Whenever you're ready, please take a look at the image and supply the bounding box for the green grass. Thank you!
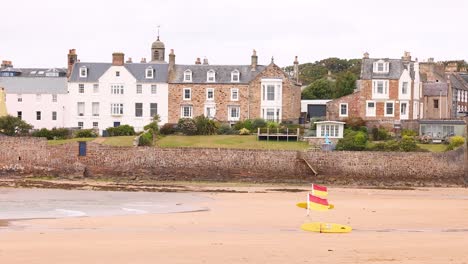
[417,143,447,152]
[47,137,95,146]
[101,136,135,147]
[156,135,309,150]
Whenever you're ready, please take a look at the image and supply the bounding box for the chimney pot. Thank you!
[112,52,125,66]
[363,52,369,59]
[195,58,201,65]
[203,58,209,65]
[126,57,133,63]
[141,58,147,63]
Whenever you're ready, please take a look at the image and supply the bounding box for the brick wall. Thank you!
[0,136,465,186]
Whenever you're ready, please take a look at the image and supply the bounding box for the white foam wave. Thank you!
[121,208,148,214]
[55,209,87,217]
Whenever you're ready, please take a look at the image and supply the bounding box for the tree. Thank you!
[144,114,161,144]
[301,78,335,99]
[335,71,357,98]
[0,115,33,136]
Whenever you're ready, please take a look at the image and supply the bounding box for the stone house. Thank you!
[448,72,468,117]
[422,82,450,119]
[167,50,301,124]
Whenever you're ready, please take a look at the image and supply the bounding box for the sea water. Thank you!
[0,188,210,220]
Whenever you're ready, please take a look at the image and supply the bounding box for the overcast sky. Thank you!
[2,0,468,68]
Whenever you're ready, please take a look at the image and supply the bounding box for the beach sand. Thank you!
[1,187,467,263]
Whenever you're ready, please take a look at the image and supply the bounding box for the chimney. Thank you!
[251,49,258,71]
[402,51,411,62]
[67,49,77,78]
[293,56,299,83]
[195,58,201,65]
[428,57,435,63]
[445,62,458,72]
[363,52,369,59]
[168,49,176,73]
[140,58,147,63]
[126,57,133,63]
[112,52,125,66]
[1,60,13,69]
[203,57,209,65]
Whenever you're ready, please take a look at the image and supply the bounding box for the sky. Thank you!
[2,0,468,68]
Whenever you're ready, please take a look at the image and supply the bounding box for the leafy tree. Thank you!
[335,71,357,97]
[301,78,335,99]
[0,115,32,136]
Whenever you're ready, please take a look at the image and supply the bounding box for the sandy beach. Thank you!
[1,186,467,264]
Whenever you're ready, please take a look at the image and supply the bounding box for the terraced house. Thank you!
[167,50,301,124]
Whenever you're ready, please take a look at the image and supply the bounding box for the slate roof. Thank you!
[169,65,267,84]
[68,62,169,83]
[360,58,413,80]
[422,82,448,96]
[0,67,66,77]
[0,77,68,94]
[449,73,468,91]
[419,119,466,125]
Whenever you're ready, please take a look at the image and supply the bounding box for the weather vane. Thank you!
[157,25,160,40]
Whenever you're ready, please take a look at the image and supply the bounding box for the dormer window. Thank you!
[373,60,389,73]
[231,70,240,82]
[79,66,88,78]
[145,67,154,79]
[207,69,215,82]
[184,70,192,82]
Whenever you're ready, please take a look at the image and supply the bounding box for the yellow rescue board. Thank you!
[301,222,352,233]
[296,202,334,210]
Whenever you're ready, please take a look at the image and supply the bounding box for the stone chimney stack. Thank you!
[428,57,435,63]
[402,51,411,62]
[293,56,299,83]
[67,49,77,78]
[251,49,258,71]
[112,52,125,66]
[363,52,369,59]
[141,58,147,63]
[203,58,209,65]
[168,49,176,73]
[126,57,133,63]
[1,60,13,69]
[445,62,458,72]
[195,58,201,65]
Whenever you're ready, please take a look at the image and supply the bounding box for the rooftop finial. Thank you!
[157,25,160,41]
[271,56,274,64]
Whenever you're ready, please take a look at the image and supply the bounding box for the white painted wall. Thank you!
[67,65,168,134]
[398,69,412,101]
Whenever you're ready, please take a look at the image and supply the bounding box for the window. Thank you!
[231,88,239,101]
[366,101,376,117]
[207,70,215,82]
[184,70,192,82]
[146,67,154,79]
[111,84,124,94]
[93,122,99,129]
[150,103,158,117]
[400,102,408,116]
[228,106,240,121]
[151,85,157,94]
[339,103,348,117]
[36,94,41,102]
[52,94,57,102]
[79,84,84,94]
[93,84,99,93]
[266,85,275,101]
[136,84,142,94]
[92,102,99,116]
[266,108,275,121]
[17,95,22,102]
[320,124,339,137]
[111,103,124,115]
[206,88,214,100]
[377,63,384,72]
[79,66,87,78]
[181,105,193,118]
[433,99,439,109]
[116,71,120,77]
[231,70,240,82]
[205,106,216,119]
[77,102,85,116]
[385,101,394,116]
[52,111,57,121]
[401,82,408,95]
[78,122,84,129]
[17,111,22,120]
[36,111,41,120]
[135,103,143,117]
[372,80,389,99]
[373,60,389,73]
[183,88,191,100]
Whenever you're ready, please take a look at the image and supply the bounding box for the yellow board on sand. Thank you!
[296,202,334,210]
[301,222,352,233]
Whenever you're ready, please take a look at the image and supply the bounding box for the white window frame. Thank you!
[181,105,193,118]
[400,101,408,119]
[77,102,85,116]
[52,94,57,103]
[78,84,85,94]
[339,103,348,117]
[231,88,239,101]
[93,83,99,93]
[207,69,216,82]
[150,103,158,117]
[228,106,240,121]
[52,111,57,121]
[145,67,154,79]
[183,88,191,100]
[184,70,192,82]
[373,60,389,73]
[135,102,143,117]
[366,101,376,117]
[92,122,99,129]
[111,103,124,116]
[401,82,408,95]
[115,71,120,77]
[206,88,214,101]
[111,84,124,95]
[78,122,84,129]
[92,102,99,116]
[205,105,216,119]
[79,66,87,78]
[151,85,157,94]
[36,111,41,120]
[231,70,240,82]
[136,84,142,94]
[372,80,389,99]
[384,101,395,117]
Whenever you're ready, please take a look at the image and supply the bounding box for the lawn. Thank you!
[156,135,309,150]
[101,136,135,147]
[47,137,95,146]
[417,143,447,152]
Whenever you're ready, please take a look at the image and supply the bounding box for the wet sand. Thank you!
[1,187,467,263]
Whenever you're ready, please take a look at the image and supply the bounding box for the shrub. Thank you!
[217,123,237,135]
[239,128,250,135]
[372,127,389,141]
[74,129,97,138]
[106,125,135,136]
[336,130,368,151]
[446,136,465,151]
[138,132,153,146]
[266,121,279,129]
[144,114,160,135]
[178,118,198,135]
[32,128,53,139]
[251,118,267,130]
[194,115,218,135]
[32,127,72,140]
[0,115,32,136]
[402,129,418,137]
[344,117,366,130]
[400,135,418,152]
[160,123,176,135]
